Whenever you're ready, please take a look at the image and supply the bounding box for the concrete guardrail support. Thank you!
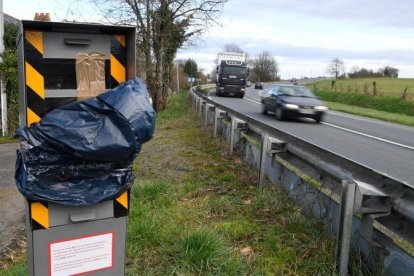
[229,117,247,155]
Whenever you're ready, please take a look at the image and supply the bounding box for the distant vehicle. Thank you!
[246,80,251,87]
[261,84,328,123]
[290,78,297,82]
[216,52,248,98]
[255,81,263,89]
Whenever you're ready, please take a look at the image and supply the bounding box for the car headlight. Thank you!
[284,103,299,109]
[314,106,328,111]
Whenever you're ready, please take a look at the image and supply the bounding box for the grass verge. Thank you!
[325,101,414,127]
[0,136,18,144]
[313,89,414,117]
[1,90,340,275]
[126,91,337,274]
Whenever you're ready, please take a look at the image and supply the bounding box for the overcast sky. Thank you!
[5,0,414,78]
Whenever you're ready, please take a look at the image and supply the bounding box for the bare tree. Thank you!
[94,0,228,111]
[252,51,279,82]
[326,57,345,79]
[223,42,244,53]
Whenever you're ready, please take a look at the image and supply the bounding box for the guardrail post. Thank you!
[229,117,247,155]
[204,104,213,128]
[336,180,391,276]
[214,109,227,137]
[194,95,198,111]
[196,97,200,113]
[192,92,197,109]
[258,134,286,186]
[336,180,356,276]
[199,100,205,116]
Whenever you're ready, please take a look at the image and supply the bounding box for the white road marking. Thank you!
[321,122,414,150]
[244,97,261,104]
[241,96,414,151]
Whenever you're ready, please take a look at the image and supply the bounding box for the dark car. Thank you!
[261,85,328,123]
[255,81,263,89]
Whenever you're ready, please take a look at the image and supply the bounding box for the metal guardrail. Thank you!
[190,86,414,275]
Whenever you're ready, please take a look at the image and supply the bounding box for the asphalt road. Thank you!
[0,143,25,254]
[207,83,414,188]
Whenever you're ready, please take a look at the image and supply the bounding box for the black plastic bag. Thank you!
[15,77,155,205]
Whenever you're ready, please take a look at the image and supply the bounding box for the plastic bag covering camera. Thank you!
[15,77,155,205]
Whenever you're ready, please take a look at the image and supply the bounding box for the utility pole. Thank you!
[0,0,7,136]
[176,60,180,92]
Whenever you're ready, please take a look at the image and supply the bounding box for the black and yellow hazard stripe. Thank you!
[30,201,49,230]
[114,190,129,218]
[24,31,44,126]
[24,32,127,126]
[110,35,127,88]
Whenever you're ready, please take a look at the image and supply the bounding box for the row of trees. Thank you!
[326,58,399,79]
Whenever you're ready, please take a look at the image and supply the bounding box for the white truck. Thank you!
[216,52,248,98]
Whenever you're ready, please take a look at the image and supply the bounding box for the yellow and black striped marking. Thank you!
[114,190,129,218]
[110,35,126,88]
[30,201,49,230]
[24,32,127,126]
[24,31,44,126]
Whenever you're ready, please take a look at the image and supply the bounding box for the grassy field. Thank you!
[1,91,373,275]
[304,78,414,124]
[308,78,414,100]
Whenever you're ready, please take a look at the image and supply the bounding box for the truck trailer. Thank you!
[216,52,248,98]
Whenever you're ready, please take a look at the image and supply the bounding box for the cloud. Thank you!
[184,36,414,63]
[230,0,414,29]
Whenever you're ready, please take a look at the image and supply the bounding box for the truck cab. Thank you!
[216,52,248,98]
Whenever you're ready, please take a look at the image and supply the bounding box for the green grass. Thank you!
[312,89,414,116]
[125,90,337,274]
[305,78,414,125]
[309,77,414,100]
[1,90,340,275]
[0,136,18,144]
[325,101,414,127]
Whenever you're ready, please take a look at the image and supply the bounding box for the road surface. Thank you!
[0,143,24,255]
[207,83,414,188]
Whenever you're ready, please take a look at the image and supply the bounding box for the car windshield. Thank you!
[277,86,315,97]
[222,66,246,75]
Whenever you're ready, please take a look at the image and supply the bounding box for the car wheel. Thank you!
[262,104,268,114]
[315,116,323,123]
[275,107,284,121]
